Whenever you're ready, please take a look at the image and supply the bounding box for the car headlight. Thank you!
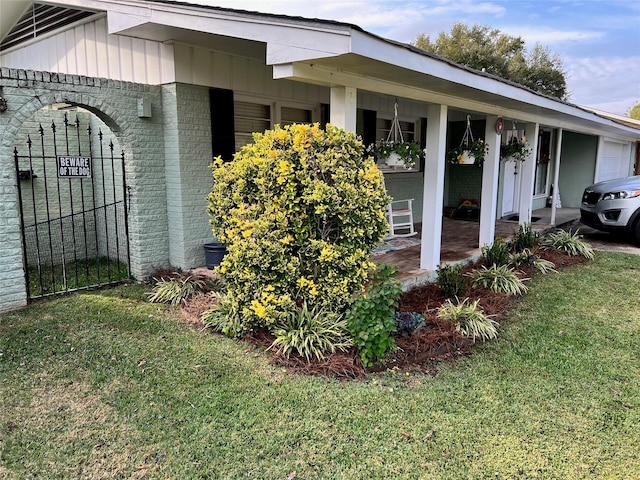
[601,190,640,200]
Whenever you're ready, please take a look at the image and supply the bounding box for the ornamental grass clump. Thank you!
[468,264,528,295]
[207,123,390,336]
[482,237,510,267]
[509,249,557,274]
[511,223,539,253]
[148,273,215,305]
[437,297,498,341]
[268,301,353,361]
[542,229,595,260]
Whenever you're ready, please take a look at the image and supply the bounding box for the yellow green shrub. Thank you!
[207,123,390,334]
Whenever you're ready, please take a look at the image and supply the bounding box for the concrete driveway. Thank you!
[565,220,640,255]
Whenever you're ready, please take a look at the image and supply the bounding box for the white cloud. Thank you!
[501,27,605,46]
[565,55,640,114]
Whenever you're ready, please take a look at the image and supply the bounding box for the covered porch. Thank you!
[373,207,580,288]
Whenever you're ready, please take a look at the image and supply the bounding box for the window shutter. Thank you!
[362,109,377,146]
[209,88,235,161]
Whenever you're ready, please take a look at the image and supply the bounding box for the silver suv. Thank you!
[580,175,640,243]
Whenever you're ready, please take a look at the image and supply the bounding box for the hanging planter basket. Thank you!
[500,123,531,162]
[384,152,405,166]
[459,151,476,164]
[448,115,488,166]
[367,101,421,170]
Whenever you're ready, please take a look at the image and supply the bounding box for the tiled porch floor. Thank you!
[373,208,580,287]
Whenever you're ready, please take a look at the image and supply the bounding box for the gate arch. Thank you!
[0,69,169,311]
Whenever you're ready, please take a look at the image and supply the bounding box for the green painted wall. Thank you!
[383,172,424,221]
[558,132,598,208]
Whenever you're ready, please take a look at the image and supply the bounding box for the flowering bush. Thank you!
[367,140,422,169]
[207,123,391,335]
[500,138,531,162]
[447,139,488,166]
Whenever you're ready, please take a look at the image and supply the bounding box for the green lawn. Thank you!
[1,252,639,479]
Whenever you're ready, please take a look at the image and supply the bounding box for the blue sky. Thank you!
[191,0,640,115]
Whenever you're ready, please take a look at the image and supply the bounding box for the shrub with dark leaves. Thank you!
[394,311,426,337]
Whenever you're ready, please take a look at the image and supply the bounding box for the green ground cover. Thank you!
[1,252,638,479]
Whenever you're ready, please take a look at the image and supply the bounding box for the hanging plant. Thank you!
[447,115,488,166]
[500,125,531,162]
[367,140,421,169]
[367,101,422,170]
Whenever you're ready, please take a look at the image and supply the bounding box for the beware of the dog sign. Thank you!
[57,156,92,178]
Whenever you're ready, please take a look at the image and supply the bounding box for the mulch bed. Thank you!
[179,248,588,379]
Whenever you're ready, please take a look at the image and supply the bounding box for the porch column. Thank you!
[479,115,502,247]
[550,128,564,225]
[330,86,357,133]
[518,122,540,225]
[420,103,448,271]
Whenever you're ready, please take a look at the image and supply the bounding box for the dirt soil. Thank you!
[180,249,588,379]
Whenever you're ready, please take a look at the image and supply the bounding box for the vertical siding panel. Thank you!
[65,29,77,73]
[55,33,67,72]
[144,40,160,84]
[95,18,110,79]
[211,51,232,90]
[248,58,265,94]
[192,47,210,86]
[264,63,277,97]
[41,38,53,71]
[84,21,98,77]
[174,44,193,84]
[131,38,146,83]
[119,37,134,82]
[159,42,175,84]
[231,56,247,93]
[106,28,121,79]
[75,24,88,76]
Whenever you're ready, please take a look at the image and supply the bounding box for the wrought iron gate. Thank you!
[14,112,130,299]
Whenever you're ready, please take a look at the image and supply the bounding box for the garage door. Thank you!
[596,139,631,182]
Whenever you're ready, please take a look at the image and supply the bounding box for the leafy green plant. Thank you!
[437,297,498,341]
[436,263,467,298]
[468,264,528,294]
[482,237,510,267]
[366,140,422,169]
[268,301,353,361]
[511,223,539,253]
[500,138,531,162]
[345,264,402,368]
[509,249,557,274]
[542,229,595,259]
[448,139,489,166]
[148,273,211,305]
[201,291,246,338]
[207,123,390,333]
[394,312,426,337]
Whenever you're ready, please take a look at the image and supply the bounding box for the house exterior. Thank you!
[1,0,639,312]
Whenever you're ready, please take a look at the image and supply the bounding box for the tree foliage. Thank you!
[628,103,640,120]
[413,23,568,100]
[207,123,390,334]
